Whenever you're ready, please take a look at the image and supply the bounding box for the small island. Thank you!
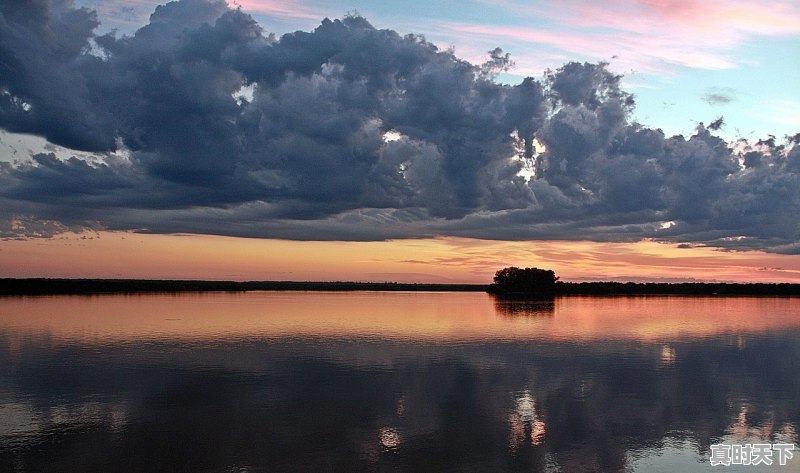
[487,267,559,298]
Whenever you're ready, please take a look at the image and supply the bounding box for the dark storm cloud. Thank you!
[0,0,798,253]
[0,0,116,150]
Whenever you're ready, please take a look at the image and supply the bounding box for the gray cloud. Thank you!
[0,0,798,253]
[702,88,736,106]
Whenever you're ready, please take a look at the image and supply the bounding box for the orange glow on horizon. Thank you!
[1,231,800,283]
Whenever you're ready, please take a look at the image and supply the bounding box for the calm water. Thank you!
[1,292,798,472]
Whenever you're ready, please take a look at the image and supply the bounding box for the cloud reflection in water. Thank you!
[0,292,798,472]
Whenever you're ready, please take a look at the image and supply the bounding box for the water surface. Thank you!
[1,292,798,472]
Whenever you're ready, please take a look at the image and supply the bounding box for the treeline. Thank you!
[2,278,800,296]
[489,267,800,297]
[0,279,487,296]
[556,281,800,296]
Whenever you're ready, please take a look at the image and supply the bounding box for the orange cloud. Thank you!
[2,232,800,283]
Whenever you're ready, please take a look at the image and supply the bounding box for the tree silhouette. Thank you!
[488,267,558,296]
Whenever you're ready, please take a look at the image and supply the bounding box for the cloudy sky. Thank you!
[1,0,799,282]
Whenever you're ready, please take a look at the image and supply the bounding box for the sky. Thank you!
[0,0,799,283]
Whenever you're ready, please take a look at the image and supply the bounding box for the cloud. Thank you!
[227,0,324,22]
[439,21,738,74]
[761,99,800,129]
[702,88,736,106]
[556,0,800,38]
[453,0,800,75]
[0,0,798,254]
[80,1,164,33]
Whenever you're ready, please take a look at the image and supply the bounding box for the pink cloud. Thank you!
[461,0,800,74]
[226,0,324,21]
[441,22,736,75]
[502,0,800,37]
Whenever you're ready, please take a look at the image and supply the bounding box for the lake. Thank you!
[1,292,798,472]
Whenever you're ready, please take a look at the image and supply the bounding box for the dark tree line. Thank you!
[556,281,800,296]
[0,279,485,295]
[487,267,800,297]
[1,275,799,296]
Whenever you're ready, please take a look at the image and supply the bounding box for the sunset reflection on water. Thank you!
[1,292,798,343]
[1,292,798,472]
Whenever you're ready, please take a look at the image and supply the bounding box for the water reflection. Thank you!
[494,298,555,317]
[379,427,402,451]
[660,344,676,365]
[509,391,546,450]
[0,293,798,472]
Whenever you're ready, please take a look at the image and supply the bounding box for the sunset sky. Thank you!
[1,0,799,283]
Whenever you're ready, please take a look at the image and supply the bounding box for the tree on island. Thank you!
[487,267,559,296]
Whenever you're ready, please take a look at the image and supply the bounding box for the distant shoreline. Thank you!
[2,278,800,296]
[0,279,486,295]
